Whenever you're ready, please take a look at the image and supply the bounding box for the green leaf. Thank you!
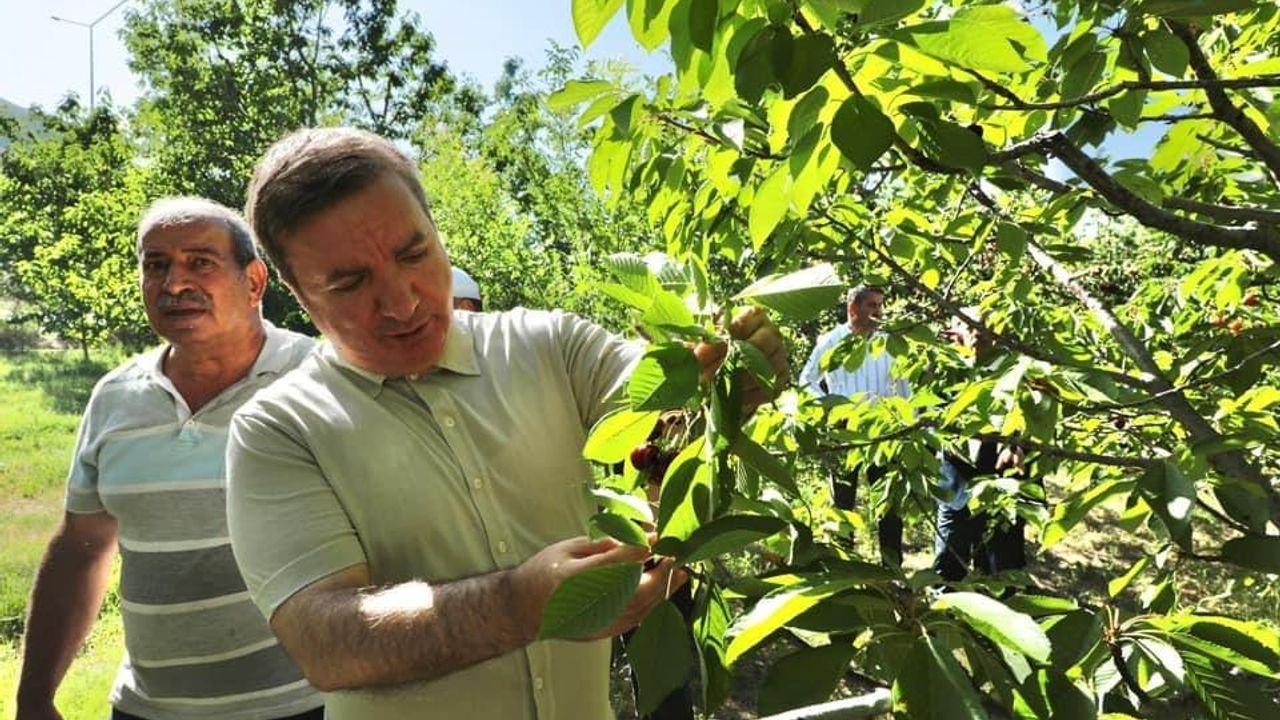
[1183,651,1280,720]
[1108,89,1147,128]
[893,633,991,719]
[782,33,836,99]
[538,562,641,639]
[859,0,926,27]
[679,514,789,563]
[584,409,661,463]
[730,434,799,497]
[733,263,846,321]
[629,344,700,411]
[916,118,987,172]
[830,94,894,172]
[590,512,651,547]
[1044,479,1134,548]
[687,0,718,52]
[627,599,695,715]
[573,0,627,48]
[726,578,861,663]
[734,24,782,104]
[748,162,793,249]
[905,78,978,104]
[590,487,654,524]
[1108,556,1149,598]
[932,592,1051,663]
[627,0,675,51]
[757,642,857,716]
[1062,50,1106,101]
[548,80,616,111]
[657,438,711,539]
[642,289,698,332]
[995,221,1027,263]
[1045,610,1104,670]
[605,252,662,295]
[1221,535,1280,574]
[1137,0,1260,18]
[899,5,1047,74]
[942,379,994,427]
[1002,594,1079,617]
[1138,461,1195,550]
[1142,28,1189,77]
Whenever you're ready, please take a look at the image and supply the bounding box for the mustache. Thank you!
[157,290,211,310]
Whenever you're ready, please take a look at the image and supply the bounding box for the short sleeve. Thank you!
[550,311,644,429]
[64,391,105,514]
[226,408,368,619]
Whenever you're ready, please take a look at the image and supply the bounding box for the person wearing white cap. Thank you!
[451,267,483,312]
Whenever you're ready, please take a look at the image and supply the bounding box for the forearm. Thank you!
[17,527,115,708]
[276,567,535,691]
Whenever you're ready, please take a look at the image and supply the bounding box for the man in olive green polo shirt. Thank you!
[225,127,788,719]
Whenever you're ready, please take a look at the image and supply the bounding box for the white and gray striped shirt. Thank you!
[799,324,911,401]
[65,324,320,720]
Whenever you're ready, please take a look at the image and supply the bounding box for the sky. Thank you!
[0,0,673,111]
[0,0,1157,160]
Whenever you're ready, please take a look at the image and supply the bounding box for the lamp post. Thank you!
[51,0,131,113]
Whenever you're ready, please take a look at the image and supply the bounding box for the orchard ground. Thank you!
[0,347,1273,719]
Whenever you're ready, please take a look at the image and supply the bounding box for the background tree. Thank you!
[0,101,149,358]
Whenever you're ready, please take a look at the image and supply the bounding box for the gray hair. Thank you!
[847,285,884,305]
[136,197,258,268]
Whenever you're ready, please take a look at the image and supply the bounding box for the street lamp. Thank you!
[51,0,131,113]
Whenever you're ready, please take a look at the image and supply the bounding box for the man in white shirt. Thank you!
[799,286,910,566]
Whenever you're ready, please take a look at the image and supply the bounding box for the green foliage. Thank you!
[553,0,1280,715]
[0,103,151,356]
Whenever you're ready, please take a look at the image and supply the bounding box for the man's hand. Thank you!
[512,536,689,642]
[693,306,789,409]
[996,445,1025,473]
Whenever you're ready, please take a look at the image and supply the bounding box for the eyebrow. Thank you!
[323,232,428,285]
[142,246,222,259]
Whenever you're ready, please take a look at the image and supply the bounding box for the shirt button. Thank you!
[472,477,484,489]
[533,677,544,691]
[497,540,509,553]
[442,416,456,428]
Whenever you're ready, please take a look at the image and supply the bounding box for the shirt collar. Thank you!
[148,320,289,378]
[323,316,481,392]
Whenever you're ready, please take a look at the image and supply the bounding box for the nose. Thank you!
[376,271,420,323]
[161,263,194,293]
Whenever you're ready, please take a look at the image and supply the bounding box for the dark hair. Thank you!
[136,197,257,268]
[245,127,434,284]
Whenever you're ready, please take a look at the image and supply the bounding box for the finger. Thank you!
[728,306,768,340]
[562,535,622,558]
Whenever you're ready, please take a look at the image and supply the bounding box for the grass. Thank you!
[0,349,125,720]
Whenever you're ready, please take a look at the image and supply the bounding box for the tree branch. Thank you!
[1161,196,1280,226]
[1020,229,1279,524]
[652,112,784,161]
[1042,132,1280,262]
[964,67,1280,112]
[1168,22,1280,186]
[971,433,1155,469]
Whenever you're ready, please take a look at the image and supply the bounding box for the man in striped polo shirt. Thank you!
[16,198,320,720]
[799,285,911,566]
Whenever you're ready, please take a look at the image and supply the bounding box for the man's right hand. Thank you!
[512,536,685,642]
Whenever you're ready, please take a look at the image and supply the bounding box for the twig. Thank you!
[963,67,1280,111]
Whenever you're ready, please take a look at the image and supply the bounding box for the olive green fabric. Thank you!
[227,309,641,719]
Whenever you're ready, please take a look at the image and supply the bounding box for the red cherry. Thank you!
[631,444,658,471]
[1243,292,1260,307]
